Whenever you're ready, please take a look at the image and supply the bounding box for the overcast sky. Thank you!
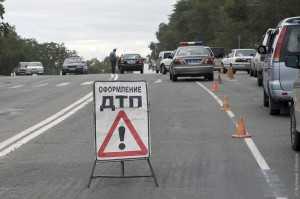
[3,0,177,60]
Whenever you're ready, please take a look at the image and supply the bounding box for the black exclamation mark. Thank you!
[118,126,126,150]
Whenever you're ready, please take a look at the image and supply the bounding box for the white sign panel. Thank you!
[94,81,150,161]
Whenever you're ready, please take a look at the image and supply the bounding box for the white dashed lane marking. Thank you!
[10,85,24,89]
[34,83,49,88]
[81,81,94,86]
[56,82,70,87]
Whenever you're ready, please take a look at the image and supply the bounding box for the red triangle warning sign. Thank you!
[98,111,148,158]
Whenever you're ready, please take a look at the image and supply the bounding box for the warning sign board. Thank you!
[93,81,150,161]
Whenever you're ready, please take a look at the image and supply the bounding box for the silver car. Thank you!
[15,62,44,75]
[258,17,300,115]
[169,42,214,81]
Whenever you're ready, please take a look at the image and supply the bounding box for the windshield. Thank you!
[123,54,141,59]
[176,46,210,56]
[235,50,256,57]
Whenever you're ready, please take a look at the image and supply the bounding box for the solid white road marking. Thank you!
[114,74,118,81]
[10,85,24,89]
[154,79,162,84]
[0,92,93,153]
[56,82,70,87]
[81,81,93,86]
[34,83,48,88]
[0,75,119,157]
[0,98,93,157]
[196,82,223,106]
[196,81,288,198]
[244,138,271,170]
[227,110,235,118]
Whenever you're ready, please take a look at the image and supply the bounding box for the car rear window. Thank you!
[123,54,140,59]
[163,53,172,59]
[176,46,209,56]
[235,50,256,57]
[286,26,300,53]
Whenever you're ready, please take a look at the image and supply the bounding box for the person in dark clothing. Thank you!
[109,49,117,74]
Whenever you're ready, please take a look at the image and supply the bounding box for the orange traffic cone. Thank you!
[232,117,251,138]
[227,66,234,80]
[211,81,219,92]
[222,96,230,111]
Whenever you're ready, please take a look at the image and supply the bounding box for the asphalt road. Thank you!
[0,68,298,199]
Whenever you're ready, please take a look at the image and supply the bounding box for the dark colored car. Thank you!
[169,42,215,81]
[118,54,144,74]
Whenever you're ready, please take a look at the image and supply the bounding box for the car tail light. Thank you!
[273,26,287,62]
[174,59,186,65]
[203,57,214,65]
[137,59,144,64]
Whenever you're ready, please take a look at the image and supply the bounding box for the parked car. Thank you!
[15,62,44,75]
[258,17,300,115]
[156,51,174,74]
[62,56,88,75]
[118,54,144,74]
[251,28,275,86]
[221,49,256,73]
[280,17,300,150]
[169,41,215,81]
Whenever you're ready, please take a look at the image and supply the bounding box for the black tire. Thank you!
[140,70,144,74]
[160,65,167,75]
[156,70,159,74]
[62,71,66,76]
[290,103,300,151]
[269,97,280,115]
[171,73,178,82]
[120,69,124,74]
[257,78,263,87]
[250,70,253,76]
[254,70,258,77]
[263,90,269,107]
[247,70,250,74]
[169,73,172,80]
[207,73,214,81]
[222,67,227,74]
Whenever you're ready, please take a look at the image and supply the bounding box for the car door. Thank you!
[263,30,277,94]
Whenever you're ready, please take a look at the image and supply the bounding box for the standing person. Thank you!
[109,49,117,74]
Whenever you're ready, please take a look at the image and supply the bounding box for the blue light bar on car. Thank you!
[179,41,203,46]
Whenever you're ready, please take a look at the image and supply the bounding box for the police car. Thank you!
[169,41,215,81]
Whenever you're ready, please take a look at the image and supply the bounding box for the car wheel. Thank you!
[257,78,263,87]
[250,70,253,76]
[169,73,172,80]
[140,70,144,74]
[269,97,280,115]
[62,71,66,76]
[290,103,300,151]
[208,73,214,81]
[156,70,159,74]
[120,69,124,74]
[263,90,269,107]
[171,73,177,82]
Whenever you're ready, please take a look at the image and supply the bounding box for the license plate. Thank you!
[188,60,201,65]
[127,60,135,64]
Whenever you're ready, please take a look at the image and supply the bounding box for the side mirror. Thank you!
[285,56,300,69]
[257,45,267,55]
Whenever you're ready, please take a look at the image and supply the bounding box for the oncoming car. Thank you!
[62,56,88,75]
[15,62,44,75]
[169,42,215,81]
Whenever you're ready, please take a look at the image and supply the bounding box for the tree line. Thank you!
[150,0,300,58]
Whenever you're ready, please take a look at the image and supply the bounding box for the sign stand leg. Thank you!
[87,160,97,188]
[121,161,125,177]
[147,159,159,187]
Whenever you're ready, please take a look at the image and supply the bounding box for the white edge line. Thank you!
[0,98,93,157]
[227,110,235,118]
[196,82,223,106]
[114,74,118,81]
[0,92,92,151]
[196,81,271,171]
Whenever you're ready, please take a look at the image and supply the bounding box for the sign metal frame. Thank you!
[88,80,158,188]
